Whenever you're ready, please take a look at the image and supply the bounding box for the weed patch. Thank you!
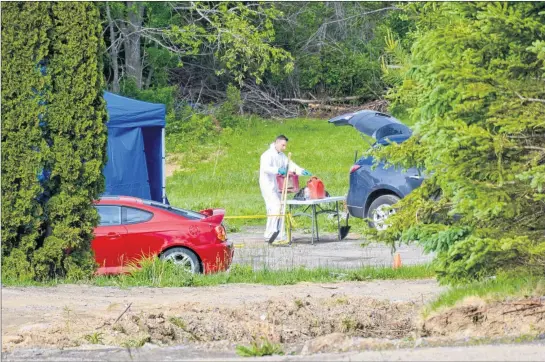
[236,337,284,357]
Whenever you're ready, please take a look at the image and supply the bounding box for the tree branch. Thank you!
[515,92,545,104]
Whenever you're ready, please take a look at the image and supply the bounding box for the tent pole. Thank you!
[162,127,166,204]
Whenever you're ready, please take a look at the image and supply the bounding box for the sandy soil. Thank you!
[422,296,545,339]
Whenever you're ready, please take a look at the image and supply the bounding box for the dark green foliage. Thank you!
[370,2,545,284]
[1,2,107,281]
[1,2,52,281]
[272,2,390,99]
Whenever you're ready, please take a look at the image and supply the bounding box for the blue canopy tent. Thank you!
[103,92,167,203]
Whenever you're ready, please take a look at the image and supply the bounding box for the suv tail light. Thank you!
[350,165,361,174]
[215,225,226,242]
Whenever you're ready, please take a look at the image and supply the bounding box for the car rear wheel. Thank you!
[367,194,401,231]
[160,248,201,274]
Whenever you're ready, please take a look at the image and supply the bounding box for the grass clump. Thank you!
[424,271,545,317]
[93,257,195,288]
[169,316,187,330]
[236,337,284,357]
[84,332,104,344]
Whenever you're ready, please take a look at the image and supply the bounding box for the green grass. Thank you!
[166,117,372,231]
[424,272,545,317]
[2,258,435,288]
[87,258,434,288]
[236,337,284,357]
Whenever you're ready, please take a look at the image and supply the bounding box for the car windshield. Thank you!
[143,200,205,220]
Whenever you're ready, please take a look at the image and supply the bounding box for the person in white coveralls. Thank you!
[259,135,312,243]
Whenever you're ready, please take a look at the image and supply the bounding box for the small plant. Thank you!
[63,306,74,332]
[340,317,357,332]
[84,332,104,344]
[235,337,284,357]
[121,335,151,348]
[293,298,304,309]
[169,316,186,330]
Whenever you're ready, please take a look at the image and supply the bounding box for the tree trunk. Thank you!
[144,67,153,89]
[123,1,144,89]
[106,3,120,93]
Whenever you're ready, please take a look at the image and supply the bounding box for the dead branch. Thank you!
[502,304,542,315]
[282,95,364,104]
[114,302,133,324]
[515,92,545,104]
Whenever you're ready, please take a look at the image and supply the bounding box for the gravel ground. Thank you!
[230,227,433,270]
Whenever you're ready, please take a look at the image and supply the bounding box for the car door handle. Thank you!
[107,232,121,238]
[408,175,423,180]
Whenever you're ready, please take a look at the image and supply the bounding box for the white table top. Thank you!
[286,196,346,205]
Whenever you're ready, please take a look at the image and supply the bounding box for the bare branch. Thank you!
[515,92,545,104]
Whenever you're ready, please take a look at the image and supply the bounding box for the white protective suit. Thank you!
[259,143,304,241]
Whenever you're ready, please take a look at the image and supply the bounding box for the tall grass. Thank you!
[166,117,371,231]
[90,258,435,288]
[1,257,434,288]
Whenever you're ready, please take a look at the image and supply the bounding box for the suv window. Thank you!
[123,207,153,224]
[96,205,121,226]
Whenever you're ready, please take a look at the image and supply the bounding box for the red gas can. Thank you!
[307,177,326,199]
[276,172,299,193]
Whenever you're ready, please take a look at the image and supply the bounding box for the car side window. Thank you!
[96,206,121,226]
[122,207,153,224]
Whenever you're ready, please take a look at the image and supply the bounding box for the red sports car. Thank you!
[92,196,233,275]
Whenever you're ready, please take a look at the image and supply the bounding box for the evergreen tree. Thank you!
[371,2,545,283]
[1,2,52,281]
[1,2,107,281]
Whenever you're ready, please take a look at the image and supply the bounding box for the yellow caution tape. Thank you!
[224,214,284,220]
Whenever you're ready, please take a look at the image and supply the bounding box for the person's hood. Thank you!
[328,110,412,140]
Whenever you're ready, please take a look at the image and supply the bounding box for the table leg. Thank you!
[314,204,319,243]
[311,204,316,245]
[336,201,341,241]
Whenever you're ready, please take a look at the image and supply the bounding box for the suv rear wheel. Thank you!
[367,194,401,230]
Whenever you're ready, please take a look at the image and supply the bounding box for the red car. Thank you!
[92,196,233,275]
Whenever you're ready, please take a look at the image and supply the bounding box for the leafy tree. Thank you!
[272,2,396,99]
[370,2,545,284]
[102,1,293,92]
[1,2,107,281]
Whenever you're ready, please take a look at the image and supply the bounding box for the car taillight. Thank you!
[350,165,361,174]
[215,225,226,242]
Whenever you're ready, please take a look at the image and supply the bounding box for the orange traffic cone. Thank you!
[393,253,402,269]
